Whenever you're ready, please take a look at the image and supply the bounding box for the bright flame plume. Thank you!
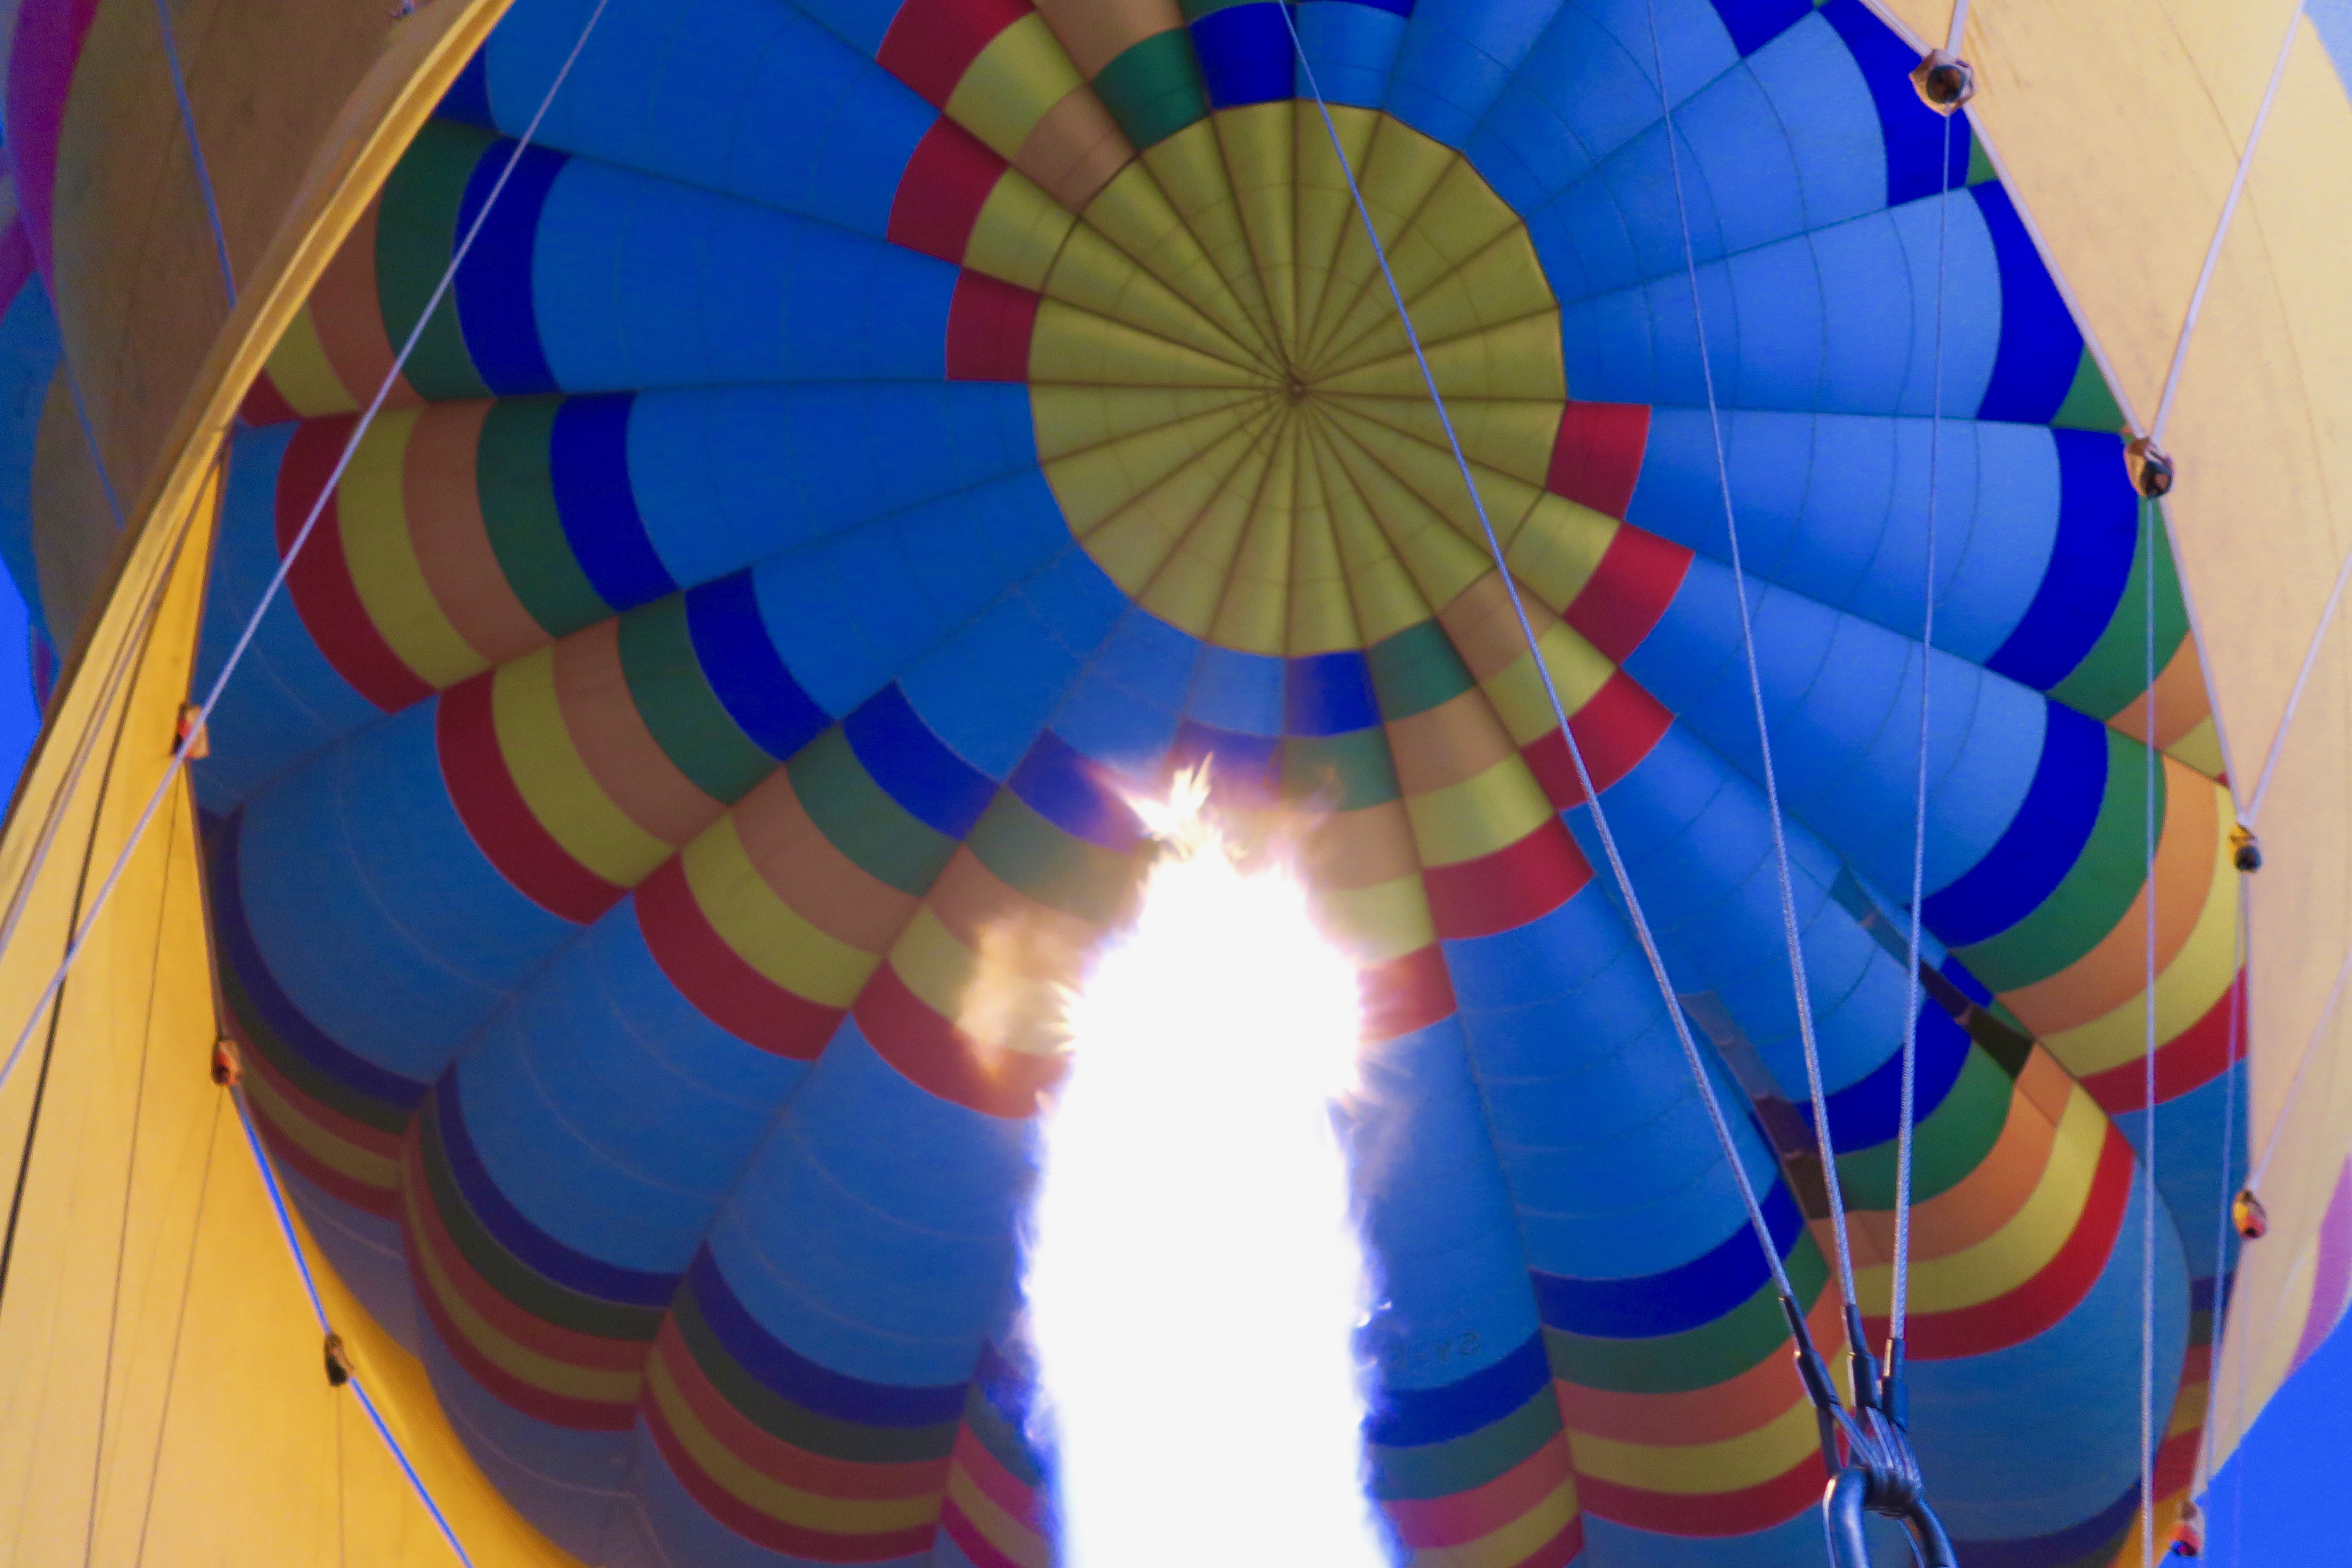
[1022,769,1391,1568]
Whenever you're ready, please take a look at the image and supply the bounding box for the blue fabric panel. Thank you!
[900,546,1126,780]
[750,468,1067,719]
[530,154,955,395]
[437,52,495,129]
[415,1329,634,1561]
[484,0,916,188]
[1625,410,2059,665]
[0,279,59,633]
[450,907,804,1275]
[1293,1,1410,107]
[1009,728,1142,851]
[1050,610,1199,770]
[1818,0,1969,206]
[842,683,998,838]
[194,422,384,814]
[684,572,829,762]
[454,138,567,395]
[238,702,576,1081]
[1354,1019,1542,1400]
[705,1020,1030,1386]
[1384,0,1565,150]
[1584,1513,1836,1568]
[1971,182,2084,423]
[625,1425,934,1568]
[2118,1060,2245,1284]
[551,393,675,610]
[1170,718,1279,785]
[1800,1003,1972,1152]
[1368,1332,1550,1447]
[685,1251,972,1425]
[432,1072,678,1306]
[1191,4,1293,107]
[1528,1180,1802,1338]
[1984,430,2138,691]
[1709,0,1809,56]
[1941,953,1995,1005]
[626,383,1034,594]
[1908,1173,2187,1541]
[210,812,427,1110]
[1919,701,2107,946]
[1285,648,1381,736]
[1951,1485,2143,1568]
[1187,641,1286,735]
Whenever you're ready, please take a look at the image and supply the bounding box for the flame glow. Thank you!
[1022,772,1390,1568]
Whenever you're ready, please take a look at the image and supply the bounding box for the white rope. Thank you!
[1275,5,1802,1303]
[148,0,236,304]
[0,0,614,1099]
[1640,0,1863,1318]
[1893,105,1957,1345]
[2138,495,2160,1568]
[2150,0,2306,447]
[1943,0,1970,54]
[2192,894,2245,1500]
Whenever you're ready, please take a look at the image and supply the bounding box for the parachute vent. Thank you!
[1911,51,1976,112]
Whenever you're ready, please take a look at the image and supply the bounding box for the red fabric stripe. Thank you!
[946,271,1039,382]
[1546,401,1651,520]
[1522,672,1672,810]
[655,1326,952,1502]
[950,1426,1040,1528]
[1574,1450,1824,1536]
[1871,1122,2137,1360]
[635,858,844,1059]
[244,1058,402,1217]
[853,962,1065,1119]
[938,1500,1025,1568]
[644,1395,940,1562]
[1385,1432,1571,1548]
[277,415,433,711]
[2153,1423,2201,1498]
[888,119,1007,263]
[235,1017,407,1168]
[1516,1511,1586,1568]
[1421,820,1593,941]
[401,1132,653,1378]
[1361,943,1455,1042]
[1564,524,1689,663]
[436,673,624,923]
[240,368,303,427]
[876,0,1031,107]
[2079,969,2246,1115]
[408,1231,640,1431]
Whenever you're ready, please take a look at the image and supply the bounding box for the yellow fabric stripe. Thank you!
[1853,1084,2109,1313]
[1304,113,1456,364]
[1404,754,1555,868]
[1567,1396,1816,1495]
[1322,393,1564,491]
[946,13,1083,161]
[404,1184,642,1405]
[1403,1480,1577,1568]
[890,903,1060,1052]
[2042,813,2239,1078]
[1318,873,1436,964]
[680,820,879,1007]
[1030,296,1262,388]
[1139,120,1281,349]
[1214,101,1302,346]
[242,1066,398,1192]
[1044,218,1258,368]
[493,649,670,888]
[1319,416,1489,616]
[1318,400,1544,585]
[1318,425,1437,644]
[944,1463,1050,1568]
[338,407,488,690]
[1140,419,1279,636]
[1287,415,1360,654]
[966,170,1077,291]
[1079,157,1270,364]
[1317,152,1531,366]
[1076,416,1272,600]
[1031,384,1262,467]
[1208,418,1299,654]
[260,303,358,416]
[643,1354,943,1533]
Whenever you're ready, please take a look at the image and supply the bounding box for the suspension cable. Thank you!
[0,0,615,1099]
[1274,5,1801,1307]
[2190,896,2245,1507]
[148,0,236,305]
[2138,497,2161,1568]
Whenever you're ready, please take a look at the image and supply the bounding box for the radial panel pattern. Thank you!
[197,0,2240,1564]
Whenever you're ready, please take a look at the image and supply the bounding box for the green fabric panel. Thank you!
[1368,619,1476,721]
[2050,349,2127,432]
[1956,728,2162,992]
[617,597,776,802]
[416,1104,665,1342]
[375,120,493,402]
[226,967,411,1134]
[670,1287,961,1463]
[1282,728,1401,809]
[1366,1385,1562,1501]
[965,791,1139,924]
[478,397,610,636]
[1178,0,1254,17]
[1966,133,1997,186]
[2047,510,2191,718]
[960,1384,1044,1489]
[1837,1045,2012,1208]
[1544,1240,1830,1395]
[788,729,960,897]
[1094,31,1207,149]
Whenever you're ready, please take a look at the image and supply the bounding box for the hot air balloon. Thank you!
[0,0,2346,1566]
